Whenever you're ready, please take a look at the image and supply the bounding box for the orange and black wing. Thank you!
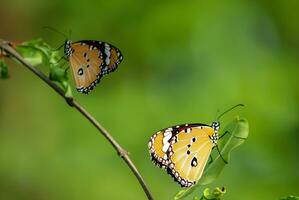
[68,40,123,94]
[148,123,208,169]
[148,127,175,168]
[167,125,215,187]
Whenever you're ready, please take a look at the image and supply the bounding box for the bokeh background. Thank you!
[0,0,298,199]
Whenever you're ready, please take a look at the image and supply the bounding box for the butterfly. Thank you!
[64,40,123,94]
[148,104,244,187]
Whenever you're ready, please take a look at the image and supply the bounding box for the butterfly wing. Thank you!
[148,123,208,168]
[167,125,215,187]
[100,42,123,75]
[148,127,176,168]
[68,40,123,94]
[69,42,103,93]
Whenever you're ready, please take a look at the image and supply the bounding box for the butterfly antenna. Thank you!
[42,26,68,40]
[216,104,245,121]
[214,108,220,121]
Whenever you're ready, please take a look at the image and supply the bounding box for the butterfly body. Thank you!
[148,122,220,187]
[64,40,123,94]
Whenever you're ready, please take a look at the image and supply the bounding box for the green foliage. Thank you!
[181,187,226,200]
[15,39,72,96]
[0,60,9,79]
[174,118,249,200]
[200,187,226,200]
[280,196,299,200]
[15,39,57,66]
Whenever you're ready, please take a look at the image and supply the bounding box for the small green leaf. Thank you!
[62,80,73,97]
[49,66,73,96]
[174,118,249,200]
[15,39,72,96]
[16,45,44,66]
[16,38,61,66]
[49,66,67,82]
[280,196,299,200]
[201,187,226,200]
[0,60,9,79]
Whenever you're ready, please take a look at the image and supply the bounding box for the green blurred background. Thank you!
[0,0,298,199]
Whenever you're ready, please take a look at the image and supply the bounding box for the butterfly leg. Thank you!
[52,56,67,66]
[219,131,229,139]
[220,130,246,140]
[59,61,70,74]
[52,43,65,51]
[216,145,228,164]
[208,154,214,164]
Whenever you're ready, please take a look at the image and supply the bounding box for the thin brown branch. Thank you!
[0,39,153,200]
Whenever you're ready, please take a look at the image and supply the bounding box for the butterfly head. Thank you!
[64,40,72,59]
[209,121,220,146]
[211,121,220,131]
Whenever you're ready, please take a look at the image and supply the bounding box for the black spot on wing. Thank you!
[77,68,83,75]
[191,157,198,167]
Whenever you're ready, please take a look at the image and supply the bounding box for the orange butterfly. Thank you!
[64,40,123,94]
[148,104,244,187]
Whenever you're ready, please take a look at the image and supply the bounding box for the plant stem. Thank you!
[0,39,153,200]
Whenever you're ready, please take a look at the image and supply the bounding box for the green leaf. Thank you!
[0,60,9,79]
[15,39,72,96]
[62,80,73,97]
[199,117,249,184]
[201,187,226,200]
[17,38,62,67]
[16,46,44,66]
[174,117,249,200]
[15,38,61,66]
[49,66,68,82]
[280,196,299,200]
[49,66,72,97]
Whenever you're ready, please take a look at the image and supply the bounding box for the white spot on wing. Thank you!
[104,43,111,65]
[164,128,172,136]
[184,128,191,133]
[162,132,172,152]
[162,143,170,153]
